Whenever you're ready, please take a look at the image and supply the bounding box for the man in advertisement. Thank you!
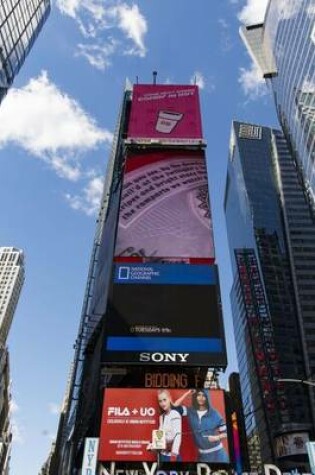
[98,388,229,464]
[173,389,229,463]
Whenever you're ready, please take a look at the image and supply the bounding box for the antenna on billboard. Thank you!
[153,71,157,85]
[194,75,197,85]
[136,75,139,84]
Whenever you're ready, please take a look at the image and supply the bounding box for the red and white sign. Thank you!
[98,388,229,463]
[128,85,203,140]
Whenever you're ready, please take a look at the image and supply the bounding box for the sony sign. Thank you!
[139,353,189,363]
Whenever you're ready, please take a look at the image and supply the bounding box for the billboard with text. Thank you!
[128,85,202,141]
[98,388,229,463]
[114,150,214,263]
[102,263,226,367]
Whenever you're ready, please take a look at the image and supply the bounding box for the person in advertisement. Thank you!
[174,389,228,463]
[147,390,182,462]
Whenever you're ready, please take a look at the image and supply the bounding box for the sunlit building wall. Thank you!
[0,247,24,345]
[240,0,315,204]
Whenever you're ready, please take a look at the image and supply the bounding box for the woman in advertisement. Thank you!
[147,389,182,462]
[174,389,229,463]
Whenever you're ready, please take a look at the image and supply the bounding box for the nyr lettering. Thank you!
[140,353,189,363]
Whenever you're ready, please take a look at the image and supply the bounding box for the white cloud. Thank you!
[77,40,118,70]
[48,402,60,415]
[190,72,216,94]
[238,0,269,25]
[190,71,205,90]
[218,18,233,52]
[56,0,148,67]
[11,419,24,444]
[238,0,302,25]
[10,399,20,414]
[55,0,82,18]
[114,4,147,57]
[238,63,268,100]
[66,175,104,215]
[0,71,112,181]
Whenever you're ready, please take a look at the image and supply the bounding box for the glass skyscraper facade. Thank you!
[225,121,314,471]
[240,0,315,205]
[0,0,50,103]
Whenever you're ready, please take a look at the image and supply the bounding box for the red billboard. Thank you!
[114,150,214,263]
[128,85,202,141]
[98,388,230,463]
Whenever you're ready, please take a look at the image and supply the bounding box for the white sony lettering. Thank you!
[139,353,190,362]
[164,354,177,362]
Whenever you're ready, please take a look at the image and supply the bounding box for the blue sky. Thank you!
[0,0,281,473]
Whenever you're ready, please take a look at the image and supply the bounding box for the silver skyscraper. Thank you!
[240,0,315,203]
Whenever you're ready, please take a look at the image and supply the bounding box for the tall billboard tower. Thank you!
[55,83,230,473]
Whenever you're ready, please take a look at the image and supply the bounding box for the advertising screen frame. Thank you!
[128,84,203,141]
[114,149,215,264]
[102,263,227,368]
[98,388,230,464]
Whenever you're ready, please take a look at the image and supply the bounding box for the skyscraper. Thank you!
[0,347,11,474]
[0,247,24,473]
[240,0,315,203]
[53,83,229,473]
[224,121,314,471]
[0,0,50,103]
[0,247,24,345]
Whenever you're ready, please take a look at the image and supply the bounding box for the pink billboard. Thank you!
[128,85,203,140]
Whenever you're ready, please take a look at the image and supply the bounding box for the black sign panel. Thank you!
[102,263,227,367]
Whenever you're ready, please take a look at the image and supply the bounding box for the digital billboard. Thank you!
[98,388,230,463]
[275,432,309,458]
[235,249,286,413]
[128,85,202,141]
[102,263,227,367]
[114,150,214,263]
